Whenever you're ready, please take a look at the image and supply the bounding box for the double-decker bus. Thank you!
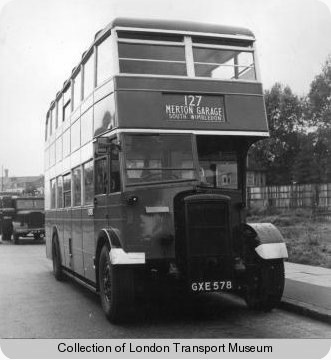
[44,18,288,322]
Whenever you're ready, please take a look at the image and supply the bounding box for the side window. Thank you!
[63,173,71,207]
[110,143,120,193]
[55,102,59,129]
[73,166,81,206]
[83,160,93,204]
[73,70,82,110]
[97,35,113,85]
[58,95,63,123]
[50,179,56,209]
[45,117,49,141]
[83,53,95,99]
[63,84,71,121]
[49,108,53,136]
[95,158,108,195]
[57,176,63,208]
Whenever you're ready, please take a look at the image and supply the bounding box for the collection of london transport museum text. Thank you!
[44,18,288,322]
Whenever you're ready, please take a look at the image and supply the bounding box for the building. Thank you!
[0,170,44,195]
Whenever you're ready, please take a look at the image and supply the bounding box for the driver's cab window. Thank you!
[110,143,120,192]
[197,135,239,189]
[95,158,108,195]
[94,139,121,194]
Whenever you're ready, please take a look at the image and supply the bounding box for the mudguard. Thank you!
[99,227,145,265]
[246,223,288,260]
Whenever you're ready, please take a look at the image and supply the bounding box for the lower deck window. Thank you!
[63,173,71,207]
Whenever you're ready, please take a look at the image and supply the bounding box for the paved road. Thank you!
[1,240,330,339]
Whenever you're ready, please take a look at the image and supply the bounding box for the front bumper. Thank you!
[15,228,45,236]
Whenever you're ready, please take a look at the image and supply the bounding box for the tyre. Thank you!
[52,236,64,281]
[2,221,12,241]
[1,230,9,241]
[13,232,19,244]
[245,259,285,311]
[34,234,40,240]
[98,245,134,323]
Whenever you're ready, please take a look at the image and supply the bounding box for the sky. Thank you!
[0,0,331,176]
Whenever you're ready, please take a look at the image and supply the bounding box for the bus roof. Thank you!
[98,17,255,41]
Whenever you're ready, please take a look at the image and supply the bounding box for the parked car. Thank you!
[0,195,15,240]
[0,196,45,244]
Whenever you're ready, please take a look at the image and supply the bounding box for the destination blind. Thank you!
[163,94,226,122]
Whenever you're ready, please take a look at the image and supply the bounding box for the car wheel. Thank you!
[13,232,19,244]
[2,221,12,241]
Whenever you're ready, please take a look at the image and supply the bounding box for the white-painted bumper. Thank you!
[110,248,146,265]
[255,242,288,260]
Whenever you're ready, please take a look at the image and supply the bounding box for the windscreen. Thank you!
[124,134,196,185]
[16,199,44,210]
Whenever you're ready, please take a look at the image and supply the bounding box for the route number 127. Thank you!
[184,95,202,107]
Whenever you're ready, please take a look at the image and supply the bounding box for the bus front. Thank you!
[98,18,288,319]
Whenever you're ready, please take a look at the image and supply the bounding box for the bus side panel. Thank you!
[63,208,72,268]
[71,207,84,276]
[45,211,52,260]
[45,174,52,259]
[108,193,126,247]
[57,209,65,268]
[82,207,95,282]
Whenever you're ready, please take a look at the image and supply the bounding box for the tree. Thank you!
[291,134,320,184]
[307,55,331,128]
[248,83,304,185]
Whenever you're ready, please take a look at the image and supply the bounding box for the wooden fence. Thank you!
[247,183,331,216]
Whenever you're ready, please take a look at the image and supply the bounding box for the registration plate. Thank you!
[191,280,233,292]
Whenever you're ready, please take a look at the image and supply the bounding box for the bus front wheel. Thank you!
[98,245,134,323]
[244,259,285,312]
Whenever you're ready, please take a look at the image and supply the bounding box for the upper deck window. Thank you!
[117,30,256,81]
[45,116,49,141]
[118,32,186,76]
[192,37,255,80]
[193,47,255,80]
[97,35,114,85]
[83,53,95,98]
[73,70,82,110]
[57,95,63,123]
[63,84,71,121]
[49,107,54,136]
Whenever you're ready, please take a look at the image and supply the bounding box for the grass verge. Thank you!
[247,208,331,268]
